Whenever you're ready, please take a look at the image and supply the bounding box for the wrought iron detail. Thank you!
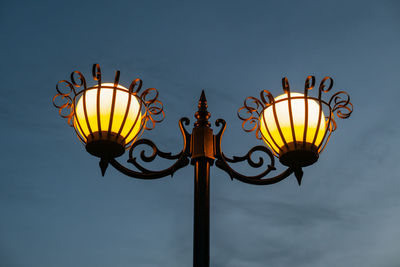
[53,69,352,186]
[109,117,191,179]
[214,119,297,185]
[104,91,300,185]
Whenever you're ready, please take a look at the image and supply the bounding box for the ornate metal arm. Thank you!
[107,92,301,185]
[214,119,298,185]
[108,117,191,179]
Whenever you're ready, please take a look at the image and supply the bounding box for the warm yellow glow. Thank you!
[74,83,142,144]
[259,92,326,153]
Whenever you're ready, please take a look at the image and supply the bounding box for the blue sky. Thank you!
[1,0,400,266]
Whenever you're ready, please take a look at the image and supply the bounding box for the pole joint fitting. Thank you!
[191,90,215,164]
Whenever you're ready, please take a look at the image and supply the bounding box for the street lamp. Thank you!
[53,64,353,267]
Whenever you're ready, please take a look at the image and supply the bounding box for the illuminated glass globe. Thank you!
[259,92,326,167]
[74,83,143,159]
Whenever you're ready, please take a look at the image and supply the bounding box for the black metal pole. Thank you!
[191,91,214,267]
[193,160,210,267]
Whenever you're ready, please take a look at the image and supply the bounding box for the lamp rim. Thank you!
[86,131,126,159]
[278,142,319,167]
[260,93,332,113]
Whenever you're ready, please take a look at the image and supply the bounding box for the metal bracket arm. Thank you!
[214,118,296,185]
[107,118,191,179]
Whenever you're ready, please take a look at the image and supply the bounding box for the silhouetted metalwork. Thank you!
[214,118,295,185]
[53,65,353,267]
[109,117,191,179]
[107,91,296,186]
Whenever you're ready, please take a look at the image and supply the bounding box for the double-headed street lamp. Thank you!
[53,64,353,267]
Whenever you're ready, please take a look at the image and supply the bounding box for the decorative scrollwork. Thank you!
[127,78,141,93]
[140,88,165,130]
[53,80,76,126]
[92,64,102,82]
[223,145,274,169]
[71,71,88,89]
[214,119,295,185]
[319,76,334,94]
[109,118,191,179]
[128,138,181,164]
[329,91,353,119]
[304,75,315,96]
[282,77,290,93]
[260,90,275,106]
[237,97,264,139]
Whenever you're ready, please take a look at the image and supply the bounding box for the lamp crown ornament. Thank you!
[194,90,211,128]
[191,90,214,163]
[52,64,165,163]
[238,75,353,172]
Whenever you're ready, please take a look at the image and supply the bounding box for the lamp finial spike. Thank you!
[200,90,207,102]
[194,90,211,127]
[99,158,109,177]
[294,167,303,186]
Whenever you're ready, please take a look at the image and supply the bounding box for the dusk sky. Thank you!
[1,0,400,266]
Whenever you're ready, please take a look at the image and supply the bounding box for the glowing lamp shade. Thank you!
[259,92,326,167]
[74,83,142,158]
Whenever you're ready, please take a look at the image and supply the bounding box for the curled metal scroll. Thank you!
[140,87,165,130]
[329,91,353,119]
[109,118,191,179]
[53,80,79,126]
[214,119,294,185]
[237,97,264,140]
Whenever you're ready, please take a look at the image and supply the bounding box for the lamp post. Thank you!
[53,64,353,267]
